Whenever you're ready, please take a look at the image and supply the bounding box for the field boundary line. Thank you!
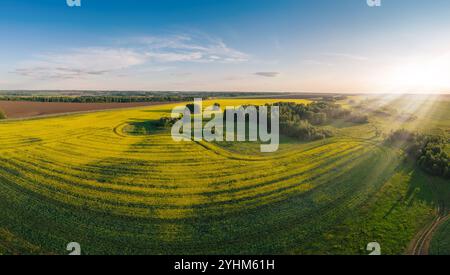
[0,101,183,123]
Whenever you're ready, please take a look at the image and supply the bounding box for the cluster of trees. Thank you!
[272,101,368,141]
[178,101,366,142]
[274,102,368,126]
[155,116,180,128]
[220,101,357,142]
[274,103,333,141]
[0,109,6,119]
[280,119,333,141]
[0,95,195,103]
[386,129,449,179]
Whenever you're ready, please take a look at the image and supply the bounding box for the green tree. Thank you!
[386,129,449,179]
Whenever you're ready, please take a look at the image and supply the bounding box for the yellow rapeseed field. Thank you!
[0,98,445,255]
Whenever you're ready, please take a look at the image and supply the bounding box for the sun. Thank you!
[383,53,450,94]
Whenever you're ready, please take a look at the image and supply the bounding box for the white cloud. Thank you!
[134,34,249,63]
[12,34,249,80]
[14,48,147,79]
[322,52,369,61]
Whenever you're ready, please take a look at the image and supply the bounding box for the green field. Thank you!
[430,218,450,255]
[0,96,448,255]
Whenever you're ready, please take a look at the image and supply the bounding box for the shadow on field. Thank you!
[86,157,155,184]
[123,118,168,136]
[405,163,450,211]
[406,167,435,207]
[381,162,435,219]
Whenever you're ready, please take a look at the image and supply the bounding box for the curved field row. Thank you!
[0,100,405,254]
[430,215,450,255]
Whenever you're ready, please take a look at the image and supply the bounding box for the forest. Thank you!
[275,101,368,141]
[386,129,449,179]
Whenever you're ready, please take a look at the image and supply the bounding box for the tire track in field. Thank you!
[408,209,449,255]
[407,171,449,256]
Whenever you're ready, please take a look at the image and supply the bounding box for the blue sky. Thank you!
[1,0,450,93]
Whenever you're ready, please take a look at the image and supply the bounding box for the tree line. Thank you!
[184,101,367,142]
[274,102,368,141]
[0,95,197,103]
[275,102,369,125]
[160,101,368,142]
[386,129,449,179]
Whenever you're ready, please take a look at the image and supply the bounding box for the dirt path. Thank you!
[407,208,449,255]
[406,171,449,255]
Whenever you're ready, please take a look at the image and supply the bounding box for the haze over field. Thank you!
[1,0,450,94]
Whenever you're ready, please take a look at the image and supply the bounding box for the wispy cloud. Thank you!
[322,52,369,61]
[299,53,368,68]
[13,48,147,80]
[12,34,249,80]
[302,59,334,66]
[254,72,280,77]
[133,34,249,63]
